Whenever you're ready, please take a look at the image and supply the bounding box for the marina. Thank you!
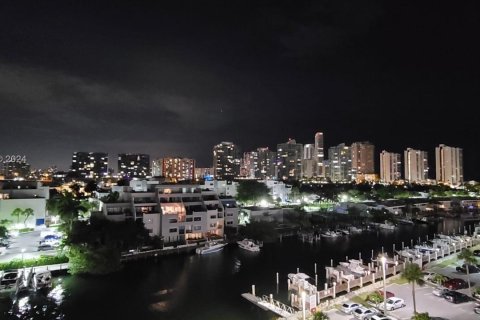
[0,218,474,319]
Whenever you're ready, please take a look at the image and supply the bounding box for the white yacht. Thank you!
[321,230,340,238]
[195,240,227,255]
[237,239,261,252]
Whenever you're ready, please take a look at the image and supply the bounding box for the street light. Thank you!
[301,291,306,320]
[381,256,387,315]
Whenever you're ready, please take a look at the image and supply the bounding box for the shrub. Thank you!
[0,254,68,271]
[411,312,429,320]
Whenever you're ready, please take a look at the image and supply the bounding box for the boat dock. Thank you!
[241,292,295,318]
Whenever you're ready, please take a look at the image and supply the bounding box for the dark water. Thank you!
[0,219,472,320]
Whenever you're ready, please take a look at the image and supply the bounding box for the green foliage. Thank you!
[67,244,121,275]
[23,208,34,226]
[239,221,278,243]
[47,191,88,231]
[402,262,424,314]
[458,248,477,292]
[369,208,394,223]
[313,311,329,320]
[236,180,271,205]
[431,273,447,285]
[64,217,150,275]
[411,312,429,320]
[0,225,7,238]
[11,208,23,224]
[18,227,34,233]
[100,191,120,203]
[366,291,383,304]
[0,254,68,271]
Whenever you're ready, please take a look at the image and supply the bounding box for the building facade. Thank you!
[276,139,303,180]
[404,148,429,183]
[213,142,241,180]
[71,152,108,179]
[256,147,276,179]
[152,158,195,181]
[118,153,150,179]
[328,143,352,182]
[99,183,227,243]
[302,144,316,178]
[314,132,325,177]
[380,150,402,183]
[350,141,375,180]
[435,144,463,185]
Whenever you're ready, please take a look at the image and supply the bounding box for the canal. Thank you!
[0,218,472,320]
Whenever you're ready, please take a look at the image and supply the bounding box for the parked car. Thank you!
[443,290,471,304]
[353,307,376,320]
[341,302,361,314]
[473,250,480,257]
[422,271,437,282]
[456,264,480,274]
[444,278,468,290]
[371,315,397,320]
[432,286,450,297]
[376,290,395,299]
[38,244,55,251]
[378,297,406,311]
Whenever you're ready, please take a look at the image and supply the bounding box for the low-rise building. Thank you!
[0,180,49,228]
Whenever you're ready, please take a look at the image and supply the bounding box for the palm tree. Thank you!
[22,208,34,227]
[313,311,329,320]
[401,262,424,315]
[46,191,87,232]
[458,248,477,295]
[11,208,23,225]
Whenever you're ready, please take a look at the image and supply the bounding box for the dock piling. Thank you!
[314,263,317,274]
[252,285,255,296]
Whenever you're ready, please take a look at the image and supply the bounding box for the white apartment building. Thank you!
[99,182,237,243]
[380,151,401,183]
[435,144,463,185]
[404,148,429,183]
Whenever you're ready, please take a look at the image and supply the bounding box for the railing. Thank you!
[260,295,295,316]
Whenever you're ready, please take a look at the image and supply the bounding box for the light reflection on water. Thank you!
[0,218,475,320]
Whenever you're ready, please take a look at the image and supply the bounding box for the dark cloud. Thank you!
[0,1,478,178]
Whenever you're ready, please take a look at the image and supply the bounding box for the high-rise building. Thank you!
[276,139,303,180]
[118,153,150,179]
[314,132,324,177]
[257,147,276,180]
[351,141,375,180]
[240,152,258,178]
[152,158,195,181]
[71,152,108,179]
[380,151,401,183]
[328,143,352,182]
[302,144,315,178]
[435,144,463,185]
[213,142,241,180]
[404,148,429,183]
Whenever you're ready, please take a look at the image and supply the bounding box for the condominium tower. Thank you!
[435,144,463,185]
[213,142,241,180]
[404,148,428,183]
[380,150,401,183]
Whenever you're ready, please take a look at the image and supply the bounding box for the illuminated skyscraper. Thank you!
[277,139,303,180]
[404,148,429,183]
[302,144,315,178]
[152,157,195,181]
[351,141,375,180]
[118,153,150,179]
[71,152,108,179]
[314,132,324,177]
[380,150,401,183]
[213,142,241,180]
[435,144,463,185]
[328,143,352,182]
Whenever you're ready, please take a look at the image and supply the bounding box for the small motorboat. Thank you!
[237,239,261,252]
[196,240,227,255]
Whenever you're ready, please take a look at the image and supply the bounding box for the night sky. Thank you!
[0,1,479,179]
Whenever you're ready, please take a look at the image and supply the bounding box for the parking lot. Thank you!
[0,228,60,263]
[327,255,480,320]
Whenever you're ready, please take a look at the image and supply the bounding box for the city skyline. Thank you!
[0,2,478,179]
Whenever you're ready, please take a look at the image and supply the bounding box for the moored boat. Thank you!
[196,240,227,255]
[237,239,261,252]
